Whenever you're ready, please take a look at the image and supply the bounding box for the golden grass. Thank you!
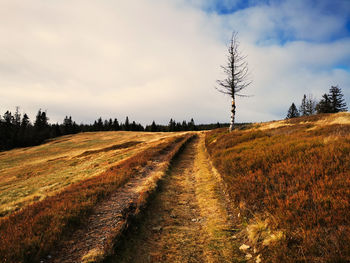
[256,120,291,130]
[0,131,182,217]
[246,217,284,248]
[193,133,242,262]
[256,112,350,131]
[316,112,350,125]
[81,248,104,263]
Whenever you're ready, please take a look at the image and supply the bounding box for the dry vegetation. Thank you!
[0,131,190,262]
[205,113,350,262]
[0,131,182,217]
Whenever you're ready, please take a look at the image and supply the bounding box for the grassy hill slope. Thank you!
[0,131,190,262]
[205,112,350,262]
[0,131,183,217]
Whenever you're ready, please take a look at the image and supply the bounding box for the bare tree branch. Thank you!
[216,31,252,131]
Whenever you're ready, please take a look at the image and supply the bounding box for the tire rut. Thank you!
[42,140,181,263]
[108,136,208,263]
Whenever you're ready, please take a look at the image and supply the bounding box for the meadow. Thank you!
[205,112,350,262]
[0,131,190,262]
[0,131,183,217]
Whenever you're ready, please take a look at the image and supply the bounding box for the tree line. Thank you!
[286,85,347,119]
[0,110,199,151]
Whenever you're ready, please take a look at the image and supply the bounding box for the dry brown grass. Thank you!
[0,131,183,217]
[206,113,350,262]
[0,131,190,263]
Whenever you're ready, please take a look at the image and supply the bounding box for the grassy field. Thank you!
[0,131,190,262]
[205,112,350,262]
[0,131,184,217]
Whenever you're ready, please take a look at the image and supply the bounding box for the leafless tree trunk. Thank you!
[216,32,251,131]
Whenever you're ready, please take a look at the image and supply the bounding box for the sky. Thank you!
[0,0,349,125]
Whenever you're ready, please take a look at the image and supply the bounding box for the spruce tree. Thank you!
[103,120,109,131]
[316,94,332,113]
[150,121,157,132]
[189,118,196,130]
[113,118,120,130]
[14,106,21,128]
[124,116,130,131]
[96,117,103,131]
[329,86,347,113]
[34,109,50,144]
[299,94,308,116]
[21,113,30,128]
[3,111,13,124]
[286,103,300,119]
[108,118,113,131]
[63,116,73,134]
[305,95,316,115]
[18,113,32,147]
[34,109,49,130]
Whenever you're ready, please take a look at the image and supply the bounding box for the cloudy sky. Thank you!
[1,0,349,125]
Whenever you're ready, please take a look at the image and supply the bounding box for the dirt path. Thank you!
[44,166,155,263]
[108,133,244,263]
[43,139,183,263]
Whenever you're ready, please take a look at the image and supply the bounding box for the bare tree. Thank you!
[216,31,251,131]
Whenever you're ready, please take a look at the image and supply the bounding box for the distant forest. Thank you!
[0,109,227,151]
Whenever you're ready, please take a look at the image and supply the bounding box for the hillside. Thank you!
[0,131,192,262]
[205,112,350,262]
[0,113,349,263]
[0,131,186,217]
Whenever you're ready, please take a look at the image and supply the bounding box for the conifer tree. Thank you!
[34,109,49,130]
[34,109,50,144]
[108,118,113,131]
[3,111,13,124]
[150,121,157,132]
[306,94,316,115]
[103,119,109,130]
[63,116,73,134]
[21,113,30,128]
[329,85,347,112]
[189,118,195,130]
[299,95,308,116]
[113,118,120,130]
[286,103,299,119]
[316,94,332,113]
[299,94,316,116]
[96,117,103,131]
[14,106,21,128]
[168,118,175,132]
[124,116,130,131]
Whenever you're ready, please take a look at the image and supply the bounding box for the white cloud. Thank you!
[0,0,349,125]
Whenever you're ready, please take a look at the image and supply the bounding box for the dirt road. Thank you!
[108,133,243,263]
